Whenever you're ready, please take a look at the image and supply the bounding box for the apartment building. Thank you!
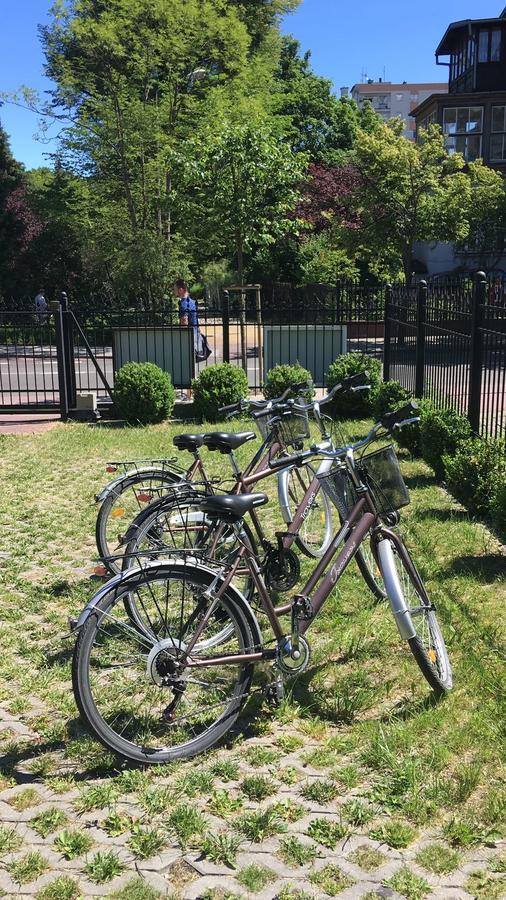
[350,81,447,139]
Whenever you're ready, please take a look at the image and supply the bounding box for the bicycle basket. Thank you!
[256,414,271,441]
[317,465,357,518]
[276,407,310,448]
[359,444,410,514]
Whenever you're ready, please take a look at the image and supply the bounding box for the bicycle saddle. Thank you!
[199,492,268,521]
[173,434,205,453]
[203,431,256,453]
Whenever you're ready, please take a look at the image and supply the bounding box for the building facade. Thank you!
[412,7,506,170]
[350,81,447,139]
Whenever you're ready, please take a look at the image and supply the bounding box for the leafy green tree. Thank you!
[336,122,495,283]
[172,122,304,362]
[273,37,378,165]
[0,120,25,296]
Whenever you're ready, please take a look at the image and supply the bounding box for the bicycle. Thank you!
[72,401,452,764]
[94,383,308,573]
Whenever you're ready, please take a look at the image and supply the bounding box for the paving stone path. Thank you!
[1,704,503,899]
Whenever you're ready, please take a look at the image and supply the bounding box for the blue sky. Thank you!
[0,0,499,168]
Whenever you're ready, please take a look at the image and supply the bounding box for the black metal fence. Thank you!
[1,277,504,440]
[384,273,506,440]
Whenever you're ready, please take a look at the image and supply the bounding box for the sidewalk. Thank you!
[0,413,61,435]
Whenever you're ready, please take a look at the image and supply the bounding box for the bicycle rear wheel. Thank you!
[378,536,452,695]
[96,470,183,573]
[72,563,259,764]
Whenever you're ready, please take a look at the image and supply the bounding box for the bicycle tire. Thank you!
[96,470,184,573]
[378,536,452,695]
[339,517,387,601]
[281,462,333,558]
[72,562,259,764]
[120,494,258,641]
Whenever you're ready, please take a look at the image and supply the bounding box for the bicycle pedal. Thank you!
[264,679,285,708]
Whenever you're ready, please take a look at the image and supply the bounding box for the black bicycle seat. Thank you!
[173,434,205,453]
[200,492,268,521]
[203,431,256,453]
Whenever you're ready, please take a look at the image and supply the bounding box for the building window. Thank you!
[478,28,502,63]
[491,106,506,161]
[443,107,483,160]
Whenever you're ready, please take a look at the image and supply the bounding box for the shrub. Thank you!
[420,406,472,479]
[326,352,381,418]
[443,437,506,518]
[192,362,248,422]
[395,397,433,457]
[263,364,315,402]
[113,362,175,425]
[491,480,506,532]
[373,379,411,421]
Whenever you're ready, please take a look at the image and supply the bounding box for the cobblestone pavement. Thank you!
[1,703,504,899]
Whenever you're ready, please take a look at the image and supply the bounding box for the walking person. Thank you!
[34,288,48,325]
[174,279,212,362]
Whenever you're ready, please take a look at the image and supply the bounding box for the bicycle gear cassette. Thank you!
[276,635,311,674]
[265,547,300,592]
[147,637,186,686]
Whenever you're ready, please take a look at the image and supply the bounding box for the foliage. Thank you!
[491,480,506,532]
[419,406,472,479]
[443,437,506,518]
[263,363,314,401]
[395,397,434,457]
[172,123,305,284]
[273,37,378,165]
[326,351,381,417]
[373,380,411,421]
[113,363,176,425]
[192,362,248,422]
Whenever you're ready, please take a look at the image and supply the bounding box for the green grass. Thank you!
[200,831,241,868]
[415,842,462,874]
[348,844,386,870]
[278,834,321,866]
[36,876,82,900]
[8,851,50,884]
[83,850,125,883]
[309,863,353,895]
[236,863,275,891]
[0,420,504,894]
[306,818,347,849]
[31,808,69,837]
[385,866,431,900]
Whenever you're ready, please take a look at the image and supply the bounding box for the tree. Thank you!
[273,37,379,165]
[0,120,26,296]
[334,122,492,283]
[456,158,506,271]
[173,122,304,363]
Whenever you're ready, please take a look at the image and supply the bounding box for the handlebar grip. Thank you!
[343,370,370,389]
[381,400,419,431]
[268,451,309,470]
[252,406,274,420]
[218,401,242,414]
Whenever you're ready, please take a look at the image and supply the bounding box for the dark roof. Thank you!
[436,10,506,56]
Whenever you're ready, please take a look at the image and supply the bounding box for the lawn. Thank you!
[0,419,504,899]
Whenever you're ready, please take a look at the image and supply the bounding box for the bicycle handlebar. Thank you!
[268,401,420,470]
[218,381,311,416]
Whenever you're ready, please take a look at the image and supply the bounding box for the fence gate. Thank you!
[0,309,61,411]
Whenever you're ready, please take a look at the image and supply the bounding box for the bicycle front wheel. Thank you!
[280,463,333,558]
[377,536,452,695]
[72,563,259,764]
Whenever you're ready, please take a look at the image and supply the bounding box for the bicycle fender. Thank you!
[95,469,183,503]
[376,538,417,640]
[120,490,209,546]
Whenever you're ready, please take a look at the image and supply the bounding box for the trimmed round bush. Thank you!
[326,351,381,418]
[192,362,248,422]
[113,362,176,425]
[443,437,506,518]
[420,406,472,479]
[263,364,315,402]
[373,379,411,421]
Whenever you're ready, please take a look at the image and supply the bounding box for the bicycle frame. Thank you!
[182,487,380,667]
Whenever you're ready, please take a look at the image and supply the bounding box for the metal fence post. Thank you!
[468,270,486,433]
[335,279,341,324]
[222,290,230,363]
[383,283,393,381]
[415,279,427,399]
[60,291,76,410]
[52,301,69,421]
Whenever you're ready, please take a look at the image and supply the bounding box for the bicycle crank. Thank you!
[276,635,311,675]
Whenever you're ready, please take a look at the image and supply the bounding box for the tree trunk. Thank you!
[236,232,247,373]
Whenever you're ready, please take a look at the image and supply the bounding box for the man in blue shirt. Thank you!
[175,279,199,331]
